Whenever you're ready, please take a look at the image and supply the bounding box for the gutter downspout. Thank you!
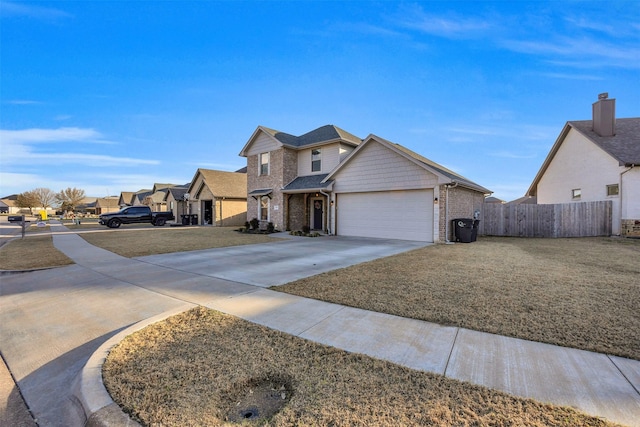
[620,165,635,236]
[445,182,458,243]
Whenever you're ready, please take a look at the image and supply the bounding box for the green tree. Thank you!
[16,191,39,214]
[33,187,57,208]
[56,187,86,213]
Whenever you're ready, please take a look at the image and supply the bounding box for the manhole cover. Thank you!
[226,378,292,424]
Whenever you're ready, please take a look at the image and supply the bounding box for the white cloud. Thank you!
[445,123,556,142]
[397,6,492,39]
[536,72,603,81]
[1,127,105,144]
[0,127,160,169]
[0,1,72,20]
[5,99,43,105]
[489,151,537,159]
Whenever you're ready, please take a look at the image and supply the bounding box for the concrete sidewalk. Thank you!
[1,223,639,426]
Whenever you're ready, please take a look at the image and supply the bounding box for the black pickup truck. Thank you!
[99,206,175,228]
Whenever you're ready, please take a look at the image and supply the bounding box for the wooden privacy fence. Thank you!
[479,201,612,237]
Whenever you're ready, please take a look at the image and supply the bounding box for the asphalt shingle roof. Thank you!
[569,118,640,166]
[195,168,247,199]
[167,186,189,201]
[283,174,332,192]
[262,125,362,148]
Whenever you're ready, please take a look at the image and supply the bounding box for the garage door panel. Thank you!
[337,190,433,242]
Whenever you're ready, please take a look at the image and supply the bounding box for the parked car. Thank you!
[99,206,175,228]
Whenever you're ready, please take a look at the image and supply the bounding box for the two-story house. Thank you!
[527,94,640,236]
[240,125,491,242]
[239,125,361,232]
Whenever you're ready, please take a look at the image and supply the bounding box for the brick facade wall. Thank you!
[246,147,298,231]
[288,194,306,231]
[438,185,486,241]
[621,219,640,237]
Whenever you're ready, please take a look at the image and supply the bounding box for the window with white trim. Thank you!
[571,188,581,200]
[606,184,619,196]
[260,196,269,221]
[311,148,321,172]
[259,152,270,176]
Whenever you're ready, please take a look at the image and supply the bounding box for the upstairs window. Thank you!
[571,188,581,200]
[606,184,619,196]
[311,148,321,172]
[259,152,270,176]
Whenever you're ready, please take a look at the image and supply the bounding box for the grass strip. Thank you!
[0,235,73,270]
[104,307,620,427]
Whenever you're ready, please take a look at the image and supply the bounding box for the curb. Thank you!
[72,303,196,427]
[0,266,62,275]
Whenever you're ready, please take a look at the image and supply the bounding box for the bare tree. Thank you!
[16,191,39,214]
[56,187,86,213]
[33,187,57,208]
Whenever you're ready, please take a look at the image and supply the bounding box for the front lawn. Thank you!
[276,237,640,360]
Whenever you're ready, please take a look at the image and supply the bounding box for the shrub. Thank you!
[267,222,275,233]
[302,225,311,234]
[249,218,259,230]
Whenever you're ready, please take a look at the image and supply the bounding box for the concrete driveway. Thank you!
[135,234,428,287]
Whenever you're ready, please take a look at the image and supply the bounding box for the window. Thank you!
[259,152,269,176]
[311,148,321,172]
[260,196,269,221]
[571,188,581,200]
[606,184,619,196]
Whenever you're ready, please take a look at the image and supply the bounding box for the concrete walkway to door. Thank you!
[1,223,639,426]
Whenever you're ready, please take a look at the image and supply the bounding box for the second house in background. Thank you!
[184,168,247,226]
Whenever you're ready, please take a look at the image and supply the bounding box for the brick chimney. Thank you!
[592,93,616,137]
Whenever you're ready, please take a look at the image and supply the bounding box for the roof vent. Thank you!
[592,93,615,137]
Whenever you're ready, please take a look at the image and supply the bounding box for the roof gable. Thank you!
[325,134,491,194]
[240,124,361,156]
[187,168,247,199]
[527,117,640,196]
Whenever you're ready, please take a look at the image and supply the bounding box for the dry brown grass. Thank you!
[78,226,277,257]
[0,235,73,270]
[276,237,640,360]
[104,307,620,427]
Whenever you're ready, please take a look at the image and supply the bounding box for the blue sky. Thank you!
[1,1,639,202]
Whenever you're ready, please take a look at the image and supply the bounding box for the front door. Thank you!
[203,200,213,225]
[312,199,323,230]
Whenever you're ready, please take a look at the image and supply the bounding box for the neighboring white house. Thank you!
[527,94,640,236]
